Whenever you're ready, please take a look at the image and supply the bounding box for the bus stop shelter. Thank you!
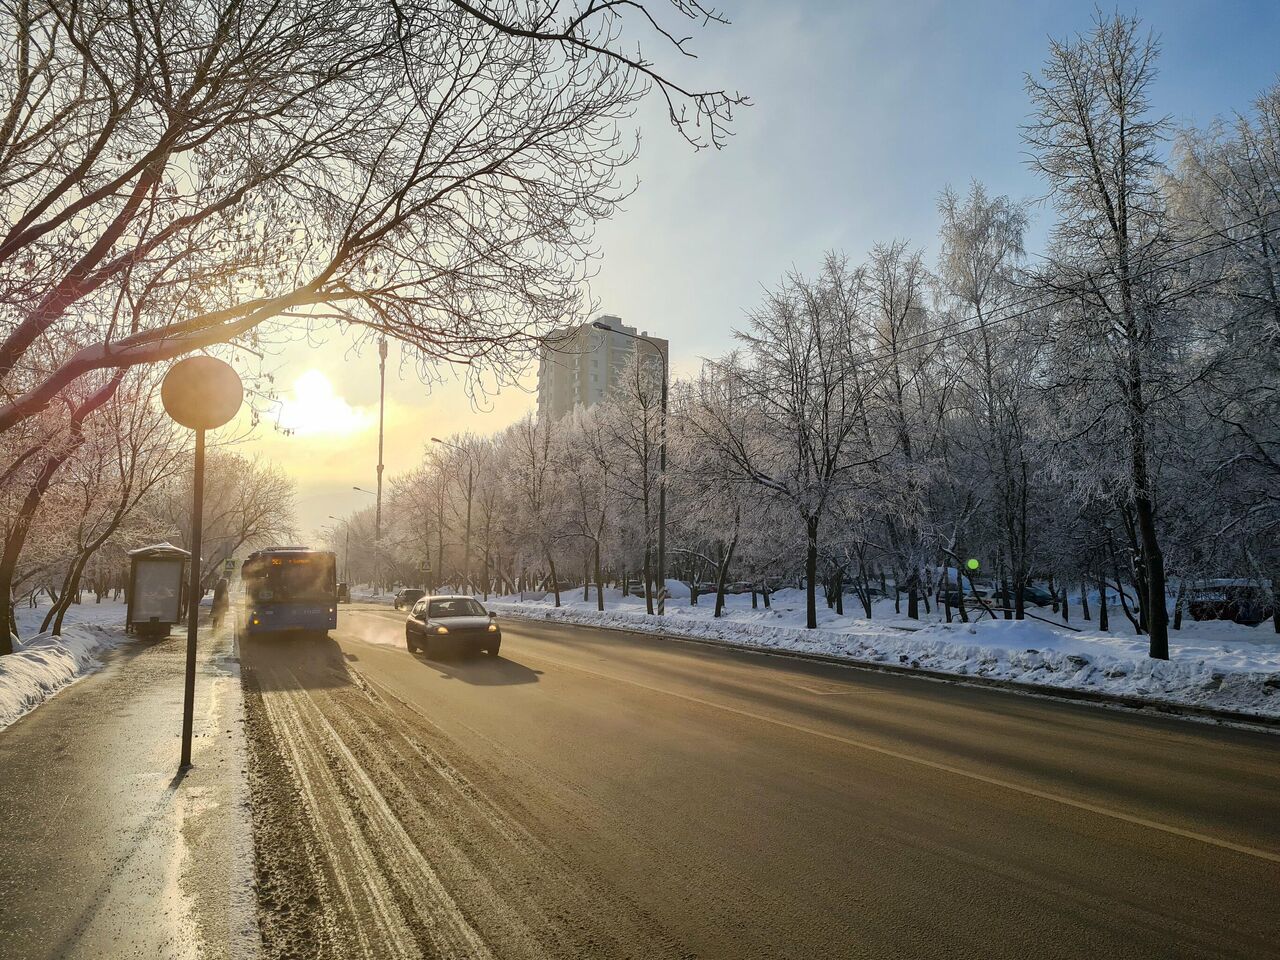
[126,542,192,636]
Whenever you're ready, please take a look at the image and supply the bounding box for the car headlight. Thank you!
[436,625,449,635]
[487,623,498,632]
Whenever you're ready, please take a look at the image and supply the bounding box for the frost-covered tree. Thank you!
[1024,11,1183,658]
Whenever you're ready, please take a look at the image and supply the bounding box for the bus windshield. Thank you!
[245,552,336,603]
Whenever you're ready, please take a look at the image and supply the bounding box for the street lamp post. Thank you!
[432,437,474,594]
[592,320,668,614]
[375,337,388,543]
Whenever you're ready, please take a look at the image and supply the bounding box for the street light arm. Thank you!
[593,322,668,380]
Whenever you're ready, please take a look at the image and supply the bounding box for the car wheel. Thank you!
[485,641,501,657]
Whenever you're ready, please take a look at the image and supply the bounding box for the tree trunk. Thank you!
[1000,559,1012,620]
[1098,573,1109,632]
[642,545,654,615]
[1135,495,1168,657]
[955,567,970,623]
[714,529,738,619]
[594,542,604,612]
[1113,570,1142,635]
[1273,572,1279,635]
[547,551,561,608]
[1080,583,1091,621]
[804,516,819,629]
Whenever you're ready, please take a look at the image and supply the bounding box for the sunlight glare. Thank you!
[279,369,373,437]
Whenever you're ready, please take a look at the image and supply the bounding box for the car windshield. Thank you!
[428,598,486,618]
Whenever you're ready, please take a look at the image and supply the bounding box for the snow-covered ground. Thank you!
[2,598,134,730]
[486,585,1280,720]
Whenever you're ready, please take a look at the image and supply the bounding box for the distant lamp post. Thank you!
[161,355,243,772]
[375,337,388,544]
[592,320,668,614]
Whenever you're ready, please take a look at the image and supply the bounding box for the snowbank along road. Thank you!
[240,603,1280,960]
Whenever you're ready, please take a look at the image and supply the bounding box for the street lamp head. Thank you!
[430,437,443,444]
[591,321,613,332]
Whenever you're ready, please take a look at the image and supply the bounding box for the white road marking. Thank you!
[341,607,1280,865]
[517,647,1280,866]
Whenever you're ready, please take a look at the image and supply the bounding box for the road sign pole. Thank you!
[162,354,242,775]
[179,427,205,770]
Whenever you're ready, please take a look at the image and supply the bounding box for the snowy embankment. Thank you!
[488,586,1280,720]
[1,599,133,730]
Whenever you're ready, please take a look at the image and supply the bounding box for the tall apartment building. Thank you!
[536,315,669,421]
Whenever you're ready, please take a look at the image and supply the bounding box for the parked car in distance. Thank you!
[405,595,501,657]
[1188,580,1275,626]
[939,583,993,608]
[394,587,426,610]
[989,583,1055,608]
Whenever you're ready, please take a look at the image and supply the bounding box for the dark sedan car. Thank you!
[394,587,426,610]
[405,595,501,657]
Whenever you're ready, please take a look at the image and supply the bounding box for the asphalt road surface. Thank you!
[240,604,1280,960]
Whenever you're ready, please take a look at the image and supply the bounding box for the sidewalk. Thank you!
[0,622,259,960]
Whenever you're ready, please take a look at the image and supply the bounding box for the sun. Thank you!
[278,369,373,437]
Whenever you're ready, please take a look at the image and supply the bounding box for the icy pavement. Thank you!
[0,619,258,959]
[486,587,1280,720]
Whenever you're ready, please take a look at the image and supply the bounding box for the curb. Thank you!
[496,608,1280,733]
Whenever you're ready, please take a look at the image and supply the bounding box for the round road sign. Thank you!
[161,356,243,431]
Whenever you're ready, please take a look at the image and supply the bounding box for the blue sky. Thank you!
[588,0,1280,370]
[255,1,1280,533]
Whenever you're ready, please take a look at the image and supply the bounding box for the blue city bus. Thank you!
[240,547,338,637]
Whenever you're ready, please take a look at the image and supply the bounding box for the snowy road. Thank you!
[243,604,1280,960]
